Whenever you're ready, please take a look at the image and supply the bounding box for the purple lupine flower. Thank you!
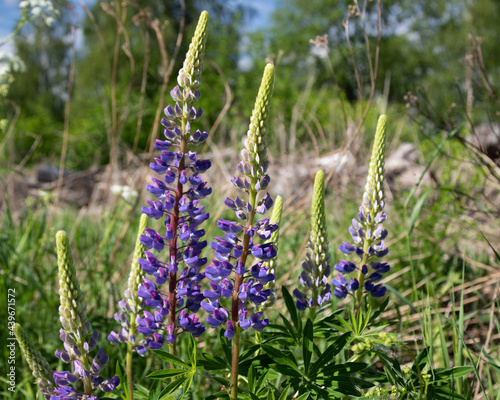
[135,12,211,352]
[293,170,332,311]
[332,115,390,301]
[55,329,118,399]
[200,64,276,340]
[108,214,155,353]
[55,231,119,399]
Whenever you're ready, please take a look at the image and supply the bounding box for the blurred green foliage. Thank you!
[2,0,500,168]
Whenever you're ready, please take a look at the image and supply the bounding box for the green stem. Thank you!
[169,341,177,360]
[230,324,241,400]
[167,107,189,357]
[124,291,141,400]
[308,306,317,322]
[354,238,372,315]
[126,342,134,400]
[75,342,93,395]
[230,188,258,399]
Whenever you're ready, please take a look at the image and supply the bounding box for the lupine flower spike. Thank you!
[293,170,331,313]
[332,115,390,307]
[257,195,283,313]
[109,213,149,399]
[55,231,119,399]
[255,195,282,348]
[199,63,276,400]
[136,11,210,354]
[201,64,277,339]
[14,323,57,399]
[109,213,149,347]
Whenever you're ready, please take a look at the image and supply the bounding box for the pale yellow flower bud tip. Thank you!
[56,230,67,239]
[264,63,275,75]
[376,114,387,136]
[200,10,209,21]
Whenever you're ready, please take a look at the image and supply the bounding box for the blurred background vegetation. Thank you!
[2,0,499,168]
[1,0,499,398]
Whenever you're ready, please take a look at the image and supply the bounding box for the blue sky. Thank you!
[0,0,21,53]
[0,0,277,54]
[237,0,277,31]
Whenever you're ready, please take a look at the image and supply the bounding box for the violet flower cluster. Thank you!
[332,115,390,299]
[200,64,277,339]
[134,11,210,353]
[293,170,332,311]
[54,231,119,399]
[108,214,149,349]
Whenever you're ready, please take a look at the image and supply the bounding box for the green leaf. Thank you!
[335,315,352,332]
[198,353,229,370]
[321,362,368,375]
[182,373,194,399]
[205,391,230,400]
[187,333,196,367]
[280,313,298,343]
[377,352,402,386]
[278,385,290,400]
[220,330,232,365]
[240,344,262,362]
[248,363,256,393]
[255,369,270,393]
[384,284,418,313]
[134,384,150,398]
[481,231,500,262]
[408,189,431,235]
[327,381,361,397]
[483,352,500,374]
[309,332,351,377]
[294,392,311,400]
[428,385,468,400]
[148,369,188,379]
[212,376,230,387]
[282,286,300,331]
[148,380,161,400]
[309,382,330,399]
[261,345,299,372]
[433,366,474,381]
[348,309,357,333]
[329,375,374,390]
[115,360,128,399]
[272,364,303,378]
[412,347,429,376]
[369,296,390,323]
[173,385,184,400]
[303,319,314,375]
[153,350,190,368]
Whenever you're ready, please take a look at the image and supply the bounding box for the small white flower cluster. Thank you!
[19,0,59,27]
[0,0,59,98]
[111,185,139,202]
[0,52,26,97]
